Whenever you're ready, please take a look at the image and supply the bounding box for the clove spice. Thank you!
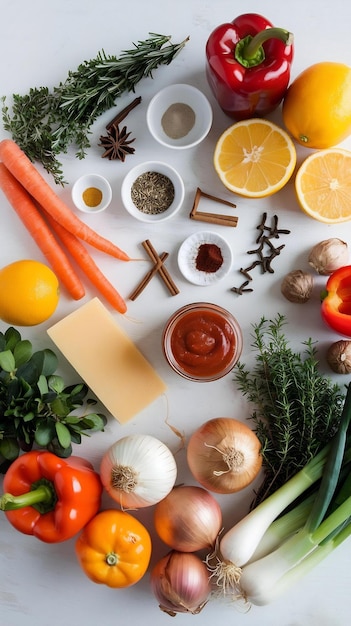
[231,213,291,295]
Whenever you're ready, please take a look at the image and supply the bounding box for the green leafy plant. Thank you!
[0,326,107,472]
[234,314,345,508]
[1,33,189,184]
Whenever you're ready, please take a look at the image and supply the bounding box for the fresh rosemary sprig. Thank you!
[234,314,345,508]
[1,33,189,185]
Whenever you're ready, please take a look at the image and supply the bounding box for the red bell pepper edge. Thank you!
[321,265,351,337]
[0,450,102,543]
[206,13,294,119]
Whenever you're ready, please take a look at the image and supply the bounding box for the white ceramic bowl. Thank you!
[121,161,185,223]
[178,231,233,285]
[71,174,112,213]
[146,83,213,149]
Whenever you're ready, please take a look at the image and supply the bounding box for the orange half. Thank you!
[214,119,296,198]
[295,148,351,223]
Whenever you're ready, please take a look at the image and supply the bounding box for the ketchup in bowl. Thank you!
[162,302,243,382]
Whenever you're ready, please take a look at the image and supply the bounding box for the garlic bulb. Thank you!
[326,340,351,374]
[308,238,349,275]
[281,270,314,303]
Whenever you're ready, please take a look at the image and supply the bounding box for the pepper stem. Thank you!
[235,28,294,68]
[106,552,118,566]
[0,483,55,513]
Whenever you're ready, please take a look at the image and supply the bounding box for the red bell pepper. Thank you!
[321,266,351,337]
[206,13,294,120]
[0,450,102,543]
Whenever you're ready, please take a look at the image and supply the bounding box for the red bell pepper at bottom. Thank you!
[321,266,351,337]
[206,13,294,120]
[0,450,102,542]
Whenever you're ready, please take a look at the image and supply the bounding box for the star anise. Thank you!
[99,124,136,161]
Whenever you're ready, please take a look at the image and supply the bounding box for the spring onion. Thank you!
[209,384,351,604]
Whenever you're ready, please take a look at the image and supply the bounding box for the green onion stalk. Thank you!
[208,384,351,604]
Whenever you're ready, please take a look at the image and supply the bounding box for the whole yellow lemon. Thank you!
[0,259,59,326]
[282,62,351,149]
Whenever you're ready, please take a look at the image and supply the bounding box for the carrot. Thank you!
[0,163,85,300]
[43,210,127,314]
[0,139,130,262]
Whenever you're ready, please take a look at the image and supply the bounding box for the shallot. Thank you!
[150,551,211,616]
[154,484,222,551]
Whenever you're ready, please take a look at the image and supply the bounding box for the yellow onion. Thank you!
[154,484,222,552]
[187,417,262,494]
[150,551,211,616]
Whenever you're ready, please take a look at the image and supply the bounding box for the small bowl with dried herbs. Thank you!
[121,160,185,222]
[146,83,213,150]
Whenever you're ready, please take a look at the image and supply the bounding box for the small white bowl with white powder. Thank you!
[146,83,213,149]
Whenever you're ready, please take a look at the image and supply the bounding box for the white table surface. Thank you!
[1,1,351,624]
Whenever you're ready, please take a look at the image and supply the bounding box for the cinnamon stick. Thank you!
[190,211,238,227]
[142,240,179,296]
[189,187,238,227]
[106,96,142,131]
[198,189,237,208]
[129,252,169,300]
[190,187,202,216]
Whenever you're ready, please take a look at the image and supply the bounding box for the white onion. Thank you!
[100,434,177,509]
[150,550,211,616]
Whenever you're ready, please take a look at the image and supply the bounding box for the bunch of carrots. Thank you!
[0,139,129,314]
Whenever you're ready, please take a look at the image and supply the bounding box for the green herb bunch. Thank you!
[1,33,189,185]
[0,326,107,473]
[234,314,345,508]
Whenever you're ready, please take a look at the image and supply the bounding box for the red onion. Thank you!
[150,551,211,616]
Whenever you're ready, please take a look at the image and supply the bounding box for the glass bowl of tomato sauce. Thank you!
[162,302,243,382]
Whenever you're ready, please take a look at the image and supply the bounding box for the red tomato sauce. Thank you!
[170,309,236,377]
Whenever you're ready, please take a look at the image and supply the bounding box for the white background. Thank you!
[1,1,351,625]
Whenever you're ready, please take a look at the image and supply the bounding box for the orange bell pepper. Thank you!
[0,450,102,543]
[75,509,152,588]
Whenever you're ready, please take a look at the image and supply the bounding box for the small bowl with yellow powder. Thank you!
[146,83,213,150]
[71,173,112,214]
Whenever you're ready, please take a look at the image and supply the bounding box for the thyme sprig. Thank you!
[1,33,189,184]
[234,314,345,507]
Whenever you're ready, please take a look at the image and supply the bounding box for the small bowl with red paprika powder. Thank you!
[178,231,233,285]
[72,173,112,214]
[162,302,243,382]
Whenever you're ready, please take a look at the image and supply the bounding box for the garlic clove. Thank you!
[326,340,351,374]
[308,238,349,275]
[281,270,314,303]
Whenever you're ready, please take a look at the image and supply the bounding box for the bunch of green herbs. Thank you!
[0,326,107,472]
[1,33,189,185]
[234,314,345,508]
